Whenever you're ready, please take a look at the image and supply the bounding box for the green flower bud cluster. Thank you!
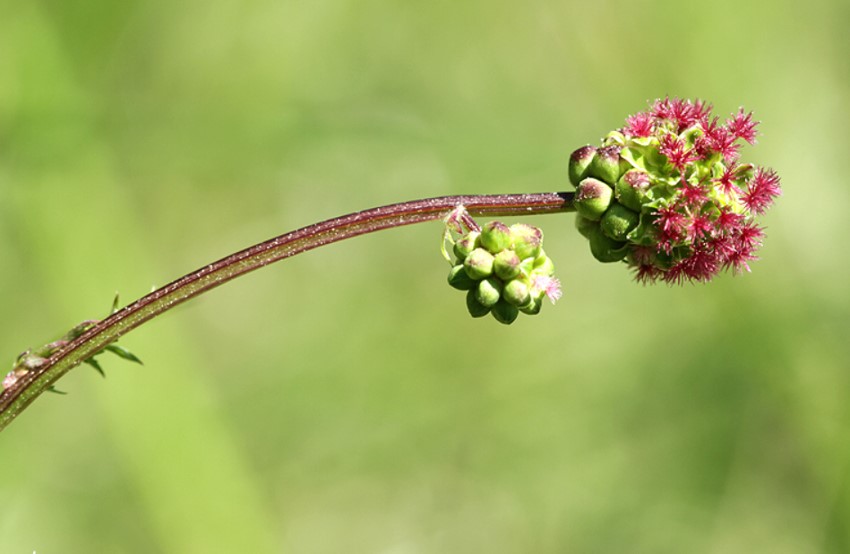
[447,221,560,324]
[567,98,781,284]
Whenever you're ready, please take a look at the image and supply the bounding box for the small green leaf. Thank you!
[85,357,106,378]
[105,344,143,365]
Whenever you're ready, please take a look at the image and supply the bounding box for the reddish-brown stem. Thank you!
[0,192,574,431]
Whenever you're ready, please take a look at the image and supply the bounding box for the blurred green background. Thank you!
[1,0,849,552]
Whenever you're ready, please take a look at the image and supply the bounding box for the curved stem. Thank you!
[0,192,574,431]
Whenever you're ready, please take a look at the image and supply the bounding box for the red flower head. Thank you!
[568,97,781,284]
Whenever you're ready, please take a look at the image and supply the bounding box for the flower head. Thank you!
[569,97,781,284]
[446,217,560,324]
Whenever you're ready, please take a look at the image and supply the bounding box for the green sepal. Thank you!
[448,264,476,290]
[600,203,640,241]
[466,290,491,318]
[533,253,555,276]
[588,227,628,263]
[453,231,480,261]
[519,296,542,316]
[491,300,519,325]
[575,215,598,239]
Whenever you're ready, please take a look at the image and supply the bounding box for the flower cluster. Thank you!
[569,97,781,284]
[446,219,561,324]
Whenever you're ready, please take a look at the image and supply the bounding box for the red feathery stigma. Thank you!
[633,264,661,285]
[722,244,757,274]
[715,166,742,196]
[659,134,701,172]
[625,112,655,137]
[687,214,714,242]
[741,168,781,214]
[652,97,711,132]
[655,205,688,234]
[680,181,709,207]
[714,207,745,234]
[726,109,759,144]
[736,222,764,250]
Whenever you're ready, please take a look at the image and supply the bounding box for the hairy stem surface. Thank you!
[0,192,574,431]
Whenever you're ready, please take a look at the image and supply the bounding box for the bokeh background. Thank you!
[1,0,849,552]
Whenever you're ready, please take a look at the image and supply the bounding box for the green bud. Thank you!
[510,223,543,259]
[569,145,597,187]
[533,253,555,276]
[519,297,542,315]
[600,203,639,241]
[480,221,512,253]
[494,250,521,280]
[588,227,627,263]
[574,178,613,221]
[453,231,480,261]
[575,215,597,239]
[587,145,621,184]
[503,279,531,307]
[475,277,502,307]
[466,290,491,318]
[448,264,475,290]
[463,248,494,279]
[614,169,652,211]
[491,299,519,325]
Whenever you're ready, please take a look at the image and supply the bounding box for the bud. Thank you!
[587,145,621,184]
[588,227,627,263]
[480,221,512,253]
[600,203,639,241]
[494,250,521,280]
[475,277,502,307]
[574,178,613,221]
[510,223,543,259]
[614,169,652,212]
[463,248,495,279]
[574,215,597,239]
[519,297,542,316]
[491,299,519,325]
[448,264,475,290]
[568,145,597,187]
[533,253,555,276]
[503,279,531,307]
[453,231,480,261]
[466,290,491,318]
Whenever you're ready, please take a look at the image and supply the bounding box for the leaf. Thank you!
[84,357,106,378]
[105,344,143,365]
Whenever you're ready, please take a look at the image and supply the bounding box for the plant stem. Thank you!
[0,192,574,431]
